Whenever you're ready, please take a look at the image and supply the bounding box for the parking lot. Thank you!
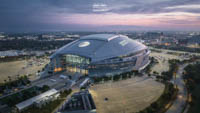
[32,75,67,89]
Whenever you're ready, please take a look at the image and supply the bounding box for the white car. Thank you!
[50,79,56,82]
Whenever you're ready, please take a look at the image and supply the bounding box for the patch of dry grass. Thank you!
[89,77,164,113]
[0,58,49,83]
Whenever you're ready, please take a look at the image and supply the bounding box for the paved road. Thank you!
[166,64,188,113]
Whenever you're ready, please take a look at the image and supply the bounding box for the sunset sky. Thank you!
[0,0,200,32]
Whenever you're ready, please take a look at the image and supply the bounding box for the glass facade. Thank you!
[63,54,90,64]
[60,54,90,75]
[89,54,137,76]
[51,49,149,76]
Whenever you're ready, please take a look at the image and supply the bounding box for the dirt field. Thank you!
[0,57,49,83]
[89,77,164,113]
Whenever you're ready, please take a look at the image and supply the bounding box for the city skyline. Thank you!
[0,0,200,32]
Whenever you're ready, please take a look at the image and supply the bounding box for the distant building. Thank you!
[15,89,59,112]
[188,35,200,44]
[0,35,5,40]
[0,50,26,58]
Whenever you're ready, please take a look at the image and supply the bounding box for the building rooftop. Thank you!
[60,90,96,113]
[15,89,58,111]
[62,110,96,113]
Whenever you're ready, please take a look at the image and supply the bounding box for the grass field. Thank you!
[0,57,49,83]
[89,77,164,113]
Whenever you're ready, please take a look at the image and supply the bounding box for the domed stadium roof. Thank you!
[51,34,147,62]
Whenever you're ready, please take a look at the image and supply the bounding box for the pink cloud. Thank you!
[59,12,200,29]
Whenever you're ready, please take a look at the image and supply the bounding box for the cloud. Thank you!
[165,4,200,9]
[92,3,110,12]
[0,0,200,32]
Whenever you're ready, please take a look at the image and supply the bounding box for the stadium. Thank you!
[49,34,150,76]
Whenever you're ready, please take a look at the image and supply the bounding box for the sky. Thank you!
[0,0,200,32]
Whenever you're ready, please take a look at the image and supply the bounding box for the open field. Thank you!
[0,57,49,83]
[89,77,164,113]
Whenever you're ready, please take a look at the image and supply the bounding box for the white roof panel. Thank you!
[16,89,58,110]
